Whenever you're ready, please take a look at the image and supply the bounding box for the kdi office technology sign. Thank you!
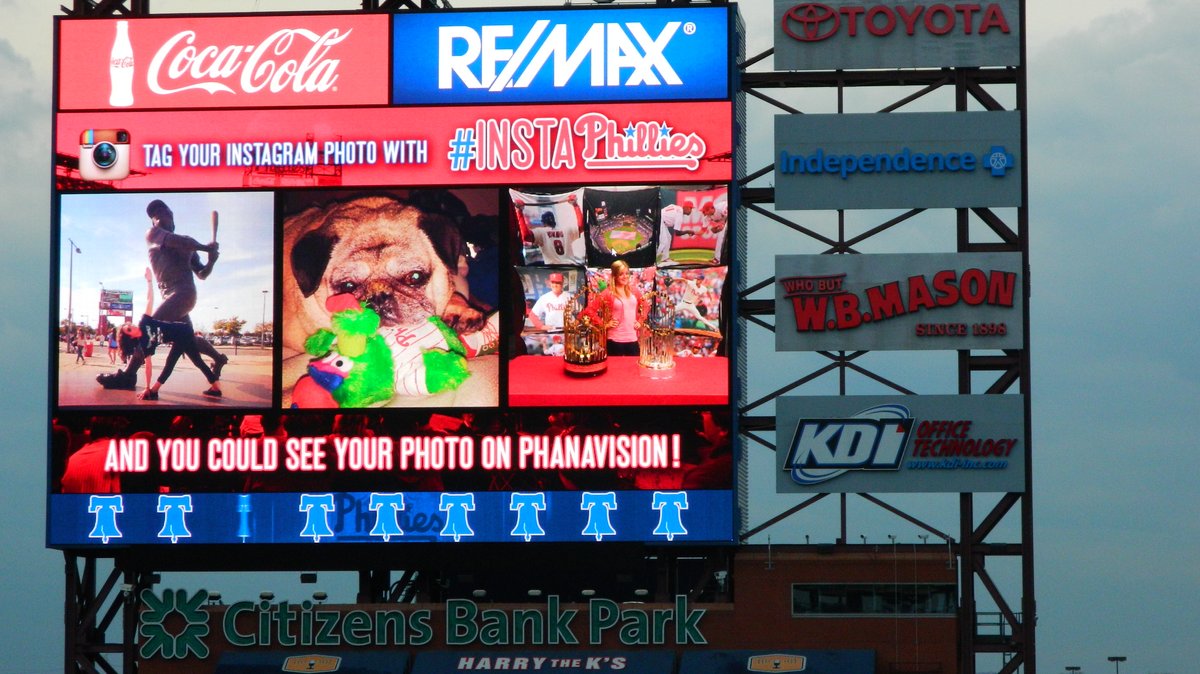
[774,111,1020,210]
[774,0,1019,70]
[776,395,1024,493]
[392,7,731,105]
[775,252,1023,351]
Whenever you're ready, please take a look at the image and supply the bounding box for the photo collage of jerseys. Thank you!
[513,185,729,359]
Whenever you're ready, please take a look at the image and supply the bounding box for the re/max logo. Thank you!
[438,20,684,92]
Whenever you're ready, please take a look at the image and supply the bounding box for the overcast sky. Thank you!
[1,1,1197,673]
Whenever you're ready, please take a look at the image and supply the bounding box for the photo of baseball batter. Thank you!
[280,188,501,409]
[56,191,274,408]
[510,187,587,266]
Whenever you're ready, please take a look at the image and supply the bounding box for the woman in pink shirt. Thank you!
[581,260,646,357]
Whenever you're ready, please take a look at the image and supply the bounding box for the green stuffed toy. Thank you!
[294,295,394,408]
[291,293,475,408]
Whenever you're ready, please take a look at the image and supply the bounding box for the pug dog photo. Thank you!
[281,190,500,407]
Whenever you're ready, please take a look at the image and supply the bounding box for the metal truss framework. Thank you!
[735,25,1034,674]
[56,2,1030,674]
[62,0,728,13]
[65,554,154,674]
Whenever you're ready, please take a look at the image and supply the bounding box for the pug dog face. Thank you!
[323,210,452,327]
[283,195,469,352]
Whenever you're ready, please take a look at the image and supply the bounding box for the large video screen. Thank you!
[48,8,736,547]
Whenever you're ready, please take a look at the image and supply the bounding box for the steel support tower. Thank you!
[734,8,1034,674]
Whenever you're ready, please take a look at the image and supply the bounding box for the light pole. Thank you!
[98,282,106,334]
[261,290,268,349]
[1108,656,1126,674]
[66,238,81,347]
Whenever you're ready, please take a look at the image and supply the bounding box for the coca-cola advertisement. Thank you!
[57,15,390,110]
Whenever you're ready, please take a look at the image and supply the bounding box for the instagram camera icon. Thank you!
[79,129,131,181]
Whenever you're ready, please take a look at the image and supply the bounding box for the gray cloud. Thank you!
[1026,2,1200,672]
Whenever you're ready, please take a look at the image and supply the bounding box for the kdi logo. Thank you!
[782,404,914,485]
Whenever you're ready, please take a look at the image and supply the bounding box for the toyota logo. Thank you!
[781,3,840,42]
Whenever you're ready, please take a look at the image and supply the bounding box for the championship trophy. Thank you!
[562,291,608,377]
[637,291,676,378]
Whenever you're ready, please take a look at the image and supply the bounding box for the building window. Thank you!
[791,583,956,616]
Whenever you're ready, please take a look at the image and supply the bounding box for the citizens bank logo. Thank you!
[780,2,1012,42]
[782,405,914,485]
[138,588,211,659]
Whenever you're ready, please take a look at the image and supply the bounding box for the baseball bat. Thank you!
[211,210,219,243]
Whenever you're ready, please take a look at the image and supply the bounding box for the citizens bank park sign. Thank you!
[137,591,706,660]
[776,395,1025,493]
[775,253,1023,351]
[774,0,1019,70]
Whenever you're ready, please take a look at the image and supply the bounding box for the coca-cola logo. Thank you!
[147,27,351,96]
[781,3,840,42]
[111,56,134,68]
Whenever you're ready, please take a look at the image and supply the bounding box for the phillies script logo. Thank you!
[780,267,1015,332]
[781,2,1011,42]
[451,112,707,172]
[783,404,914,485]
[147,28,352,96]
[578,113,706,170]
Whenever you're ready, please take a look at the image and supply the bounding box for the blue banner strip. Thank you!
[49,490,734,546]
